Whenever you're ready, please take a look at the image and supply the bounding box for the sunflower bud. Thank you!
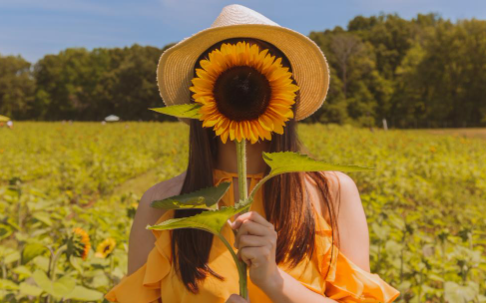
[64,227,91,260]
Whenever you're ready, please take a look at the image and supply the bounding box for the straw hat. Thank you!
[156,4,330,124]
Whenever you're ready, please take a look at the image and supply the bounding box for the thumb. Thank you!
[226,294,248,303]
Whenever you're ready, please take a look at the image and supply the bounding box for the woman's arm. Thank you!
[225,268,338,303]
[127,171,186,275]
[259,267,338,303]
[127,185,167,275]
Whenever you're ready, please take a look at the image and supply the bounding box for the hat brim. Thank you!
[156,24,330,124]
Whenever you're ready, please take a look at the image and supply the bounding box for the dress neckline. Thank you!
[213,167,265,179]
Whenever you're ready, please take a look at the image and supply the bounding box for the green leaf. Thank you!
[0,279,18,290]
[32,270,51,294]
[33,256,50,272]
[445,281,479,303]
[0,224,13,241]
[151,182,231,210]
[249,151,374,199]
[69,255,83,274]
[64,286,104,301]
[13,266,32,278]
[22,243,48,265]
[90,271,109,288]
[372,222,390,240]
[33,212,53,226]
[4,250,20,264]
[149,103,202,119]
[262,151,374,176]
[428,273,445,282]
[52,275,76,298]
[32,270,76,299]
[19,282,43,296]
[148,204,250,235]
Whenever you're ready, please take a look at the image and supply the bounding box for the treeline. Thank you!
[310,13,486,128]
[0,43,175,121]
[1,13,485,127]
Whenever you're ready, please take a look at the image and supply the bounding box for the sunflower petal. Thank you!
[258,114,274,131]
[191,78,214,90]
[229,121,236,141]
[268,104,294,119]
[255,121,272,140]
[220,129,229,144]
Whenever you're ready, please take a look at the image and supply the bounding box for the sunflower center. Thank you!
[213,66,271,121]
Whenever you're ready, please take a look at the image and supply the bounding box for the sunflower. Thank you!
[71,227,91,260]
[95,238,116,258]
[189,41,300,144]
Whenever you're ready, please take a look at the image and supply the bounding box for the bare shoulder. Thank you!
[323,170,361,209]
[127,170,187,275]
[139,170,188,217]
[305,171,359,222]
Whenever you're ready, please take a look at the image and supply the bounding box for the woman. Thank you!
[106,4,400,303]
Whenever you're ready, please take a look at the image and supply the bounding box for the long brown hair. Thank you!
[171,37,340,293]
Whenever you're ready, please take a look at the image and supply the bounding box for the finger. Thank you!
[236,234,268,249]
[232,211,274,230]
[239,246,272,268]
[234,211,266,229]
[225,294,247,303]
[235,220,275,248]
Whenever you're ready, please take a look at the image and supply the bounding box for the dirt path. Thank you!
[422,128,486,140]
[112,168,161,197]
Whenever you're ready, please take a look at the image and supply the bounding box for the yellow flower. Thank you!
[189,41,300,144]
[72,227,91,260]
[95,238,116,258]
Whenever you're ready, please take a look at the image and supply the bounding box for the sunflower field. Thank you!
[0,122,485,302]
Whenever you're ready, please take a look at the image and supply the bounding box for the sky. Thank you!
[1,0,485,63]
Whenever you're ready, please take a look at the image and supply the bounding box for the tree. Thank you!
[330,33,364,99]
[0,54,35,119]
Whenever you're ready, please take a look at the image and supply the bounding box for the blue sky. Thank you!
[1,0,485,63]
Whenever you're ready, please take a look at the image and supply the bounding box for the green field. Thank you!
[1,122,485,302]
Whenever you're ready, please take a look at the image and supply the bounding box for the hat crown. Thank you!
[210,4,280,28]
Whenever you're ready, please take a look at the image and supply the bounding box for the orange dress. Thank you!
[105,168,400,303]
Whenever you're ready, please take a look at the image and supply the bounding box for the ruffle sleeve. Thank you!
[313,208,400,303]
[105,210,174,303]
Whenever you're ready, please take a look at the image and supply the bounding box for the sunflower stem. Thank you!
[217,234,248,300]
[109,254,114,285]
[49,244,67,282]
[235,139,249,300]
[48,244,68,303]
[236,139,248,201]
